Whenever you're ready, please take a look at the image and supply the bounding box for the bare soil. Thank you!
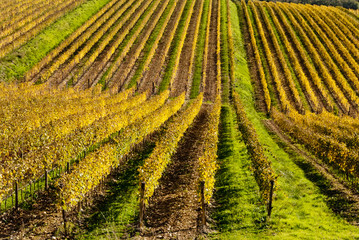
[141,106,211,240]
[169,0,203,98]
[0,188,62,240]
[203,0,219,102]
[140,0,221,236]
[137,0,187,94]
[106,0,170,91]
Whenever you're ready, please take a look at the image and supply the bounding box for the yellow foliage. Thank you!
[139,93,203,204]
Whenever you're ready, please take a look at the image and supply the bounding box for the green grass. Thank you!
[77,143,155,239]
[212,1,359,238]
[212,105,266,235]
[0,0,113,83]
[190,0,210,99]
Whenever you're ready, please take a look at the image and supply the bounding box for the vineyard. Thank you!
[1,0,359,239]
[241,0,359,188]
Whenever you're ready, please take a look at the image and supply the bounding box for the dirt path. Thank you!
[137,0,187,94]
[169,0,204,98]
[203,0,219,102]
[0,189,62,239]
[142,105,210,239]
[141,0,220,237]
[263,119,359,226]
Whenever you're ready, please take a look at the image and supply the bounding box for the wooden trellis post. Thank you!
[268,180,274,218]
[200,181,206,231]
[139,182,145,232]
[62,209,68,237]
[45,169,48,190]
[15,181,18,210]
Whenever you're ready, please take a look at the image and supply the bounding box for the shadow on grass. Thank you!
[82,143,155,239]
[271,132,358,224]
[213,106,266,234]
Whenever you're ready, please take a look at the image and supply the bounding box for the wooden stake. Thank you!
[139,182,145,232]
[62,209,68,237]
[15,181,18,210]
[45,169,48,190]
[200,181,206,231]
[268,180,274,218]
